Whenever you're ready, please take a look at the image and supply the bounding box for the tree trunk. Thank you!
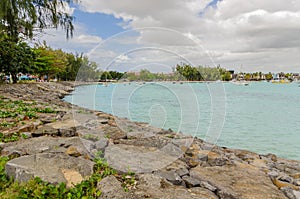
[11,73,18,84]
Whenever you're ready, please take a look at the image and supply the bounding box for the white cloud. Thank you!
[76,34,102,44]
[77,0,300,72]
[115,54,130,63]
[37,24,102,53]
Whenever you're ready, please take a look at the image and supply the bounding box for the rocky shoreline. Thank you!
[0,82,300,199]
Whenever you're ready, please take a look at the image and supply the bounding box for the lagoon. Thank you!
[64,82,300,160]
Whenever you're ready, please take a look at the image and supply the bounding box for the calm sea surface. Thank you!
[64,82,300,160]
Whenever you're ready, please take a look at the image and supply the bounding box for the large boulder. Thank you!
[104,143,182,173]
[1,136,92,158]
[5,153,94,185]
[190,163,288,199]
[97,176,135,199]
[133,174,218,199]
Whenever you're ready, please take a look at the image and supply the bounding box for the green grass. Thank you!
[0,132,20,143]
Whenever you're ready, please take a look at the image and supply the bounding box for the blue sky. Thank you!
[73,9,125,39]
[42,0,300,72]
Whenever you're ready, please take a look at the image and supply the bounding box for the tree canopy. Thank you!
[0,36,35,83]
[0,0,74,41]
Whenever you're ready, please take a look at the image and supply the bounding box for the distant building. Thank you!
[292,73,300,81]
[228,70,235,79]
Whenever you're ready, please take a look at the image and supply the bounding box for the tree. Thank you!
[76,56,100,81]
[0,36,35,83]
[265,72,273,81]
[100,71,112,81]
[34,46,67,80]
[176,64,203,81]
[59,53,80,81]
[222,71,232,81]
[0,0,74,42]
[244,73,252,81]
[109,71,123,80]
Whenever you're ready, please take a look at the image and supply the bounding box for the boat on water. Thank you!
[271,79,290,84]
[230,80,249,86]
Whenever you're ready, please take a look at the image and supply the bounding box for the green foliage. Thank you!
[0,96,57,132]
[221,71,232,81]
[76,56,100,81]
[244,73,252,81]
[100,71,112,81]
[0,157,118,198]
[82,134,100,141]
[0,37,35,83]
[59,53,100,81]
[0,156,11,193]
[34,45,68,80]
[176,64,225,81]
[265,72,273,81]
[176,64,203,81]
[108,71,123,80]
[121,169,136,192]
[0,132,29,143]
[0,0,74,42]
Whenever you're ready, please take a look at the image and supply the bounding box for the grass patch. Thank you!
[0,96,57,131]
[0,132,30,143]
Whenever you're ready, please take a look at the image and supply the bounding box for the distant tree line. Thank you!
[110,64,230,82]
[176,64,227,81]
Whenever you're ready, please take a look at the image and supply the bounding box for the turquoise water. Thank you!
[64,82,300,160]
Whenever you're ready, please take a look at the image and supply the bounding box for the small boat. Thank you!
[230,80,249,86]
[271,79,290,84]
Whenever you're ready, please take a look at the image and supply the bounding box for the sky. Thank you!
[40,0,300,73]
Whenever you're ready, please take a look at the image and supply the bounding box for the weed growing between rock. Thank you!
[0,96,57,128]
[0,156,136,198]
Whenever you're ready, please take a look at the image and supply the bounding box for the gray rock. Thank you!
[160,143,182,157]
[5,153,94,184]
[200,180,217,192]
[275,162,287,172]
[58,126,77,137]
[94,138,109,151]
[175,167,189,177]
[1,136,91,158]
[267,170,280,179]
[40,117,55,124]
[32,126,58,137]
[182,176,200,188]
[97,176,131,199]
[171,138,193,148]
[198,153,208,162]
[208,156,229,166]
[281,187,297,199]
[189,187,219,199]
[135,174,218,199]
[104,127,127,140]
[293,190,300,199]
[190,165,288,199]
[104,144,180,173]
[154,170,182,185]
[80,138,96,152]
